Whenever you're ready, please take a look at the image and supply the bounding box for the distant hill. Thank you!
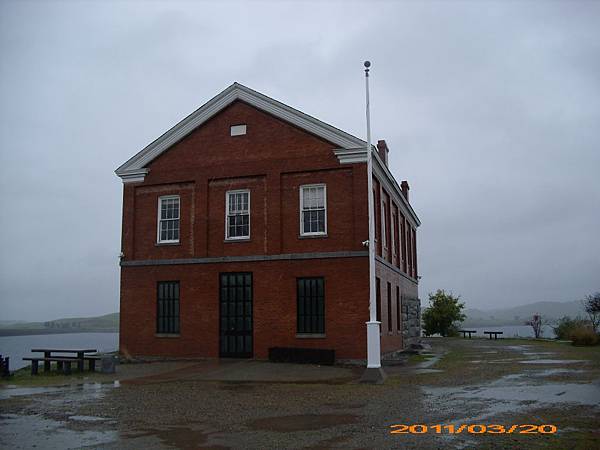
[463,300,585,327]
[0,313,119,336]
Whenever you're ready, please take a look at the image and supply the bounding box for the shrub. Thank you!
[553,316,588,340]
[570,326,599,346]
[422,289,466,337]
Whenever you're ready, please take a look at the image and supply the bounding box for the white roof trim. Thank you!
[333,147,368,164]
[115,82,366,181]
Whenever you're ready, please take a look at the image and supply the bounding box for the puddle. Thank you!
[415,353,442,369]
[413,369,444,374]
[218,383,256,392]
[324,402,366,410]
[446,383,600,405]
[0,386,65,399]
[520,359,588,365]
[0,381,120,400]
[534,369,585,377]
[505,345,533,352]
[0,414,117,449]
[125,425,227,450]
[68,415,112,422]
[487,358,521,364]
[425,373,600,423]
[248,414,359,432]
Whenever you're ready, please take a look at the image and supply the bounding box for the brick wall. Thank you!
[120,257,369,360]
[121,101,369,262]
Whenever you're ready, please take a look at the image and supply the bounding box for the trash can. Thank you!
[101,355,118,374]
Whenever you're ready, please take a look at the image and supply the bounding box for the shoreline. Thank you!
[0,329,117,337]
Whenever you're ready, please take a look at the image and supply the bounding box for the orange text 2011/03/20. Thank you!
[390,424,558,434]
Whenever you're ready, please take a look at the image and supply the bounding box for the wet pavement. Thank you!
[1,338,599,449]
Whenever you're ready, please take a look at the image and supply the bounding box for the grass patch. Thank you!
[1,364,113,387]
[407,354,433,363]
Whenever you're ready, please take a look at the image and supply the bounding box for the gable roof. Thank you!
[115,82,367,182]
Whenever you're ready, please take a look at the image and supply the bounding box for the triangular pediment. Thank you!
[115,82,366,182]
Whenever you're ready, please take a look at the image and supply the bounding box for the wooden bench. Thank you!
[459,330,476,338]
[23,357,79,375]
[484,331,504,340]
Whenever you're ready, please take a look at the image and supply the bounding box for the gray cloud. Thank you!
[1,0,598,320]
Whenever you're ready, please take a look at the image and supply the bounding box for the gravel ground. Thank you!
[1,338,599,449]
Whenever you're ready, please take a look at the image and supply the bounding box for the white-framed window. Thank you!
[300,184,327,236]
[226,190,250,240]
[157,195,180,243]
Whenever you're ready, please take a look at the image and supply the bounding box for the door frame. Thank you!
[219,271,253,358]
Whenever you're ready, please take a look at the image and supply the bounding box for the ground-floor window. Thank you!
[157,281,180,334]
[396,287,401,332]
[297,277,325,334]
[387,282,392,332]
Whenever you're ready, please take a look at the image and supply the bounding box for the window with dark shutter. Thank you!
[297,277,325,334]
[157,281,180,334]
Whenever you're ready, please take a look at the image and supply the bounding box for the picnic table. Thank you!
[23,348,98,375]
[458,330,476,338]
[483,331,504,340]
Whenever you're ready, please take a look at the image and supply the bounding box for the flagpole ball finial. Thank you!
[364,61,371,68]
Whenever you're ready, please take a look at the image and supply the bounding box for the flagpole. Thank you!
[362,61,384,381]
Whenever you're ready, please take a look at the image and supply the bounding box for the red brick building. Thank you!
[116,83,420,362]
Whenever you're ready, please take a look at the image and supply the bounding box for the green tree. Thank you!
[422,289,466,337]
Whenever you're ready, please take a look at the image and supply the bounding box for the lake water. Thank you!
[0,333,119,370]
[469,325,556,339]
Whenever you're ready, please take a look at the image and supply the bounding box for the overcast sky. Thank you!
[1,0,598,321]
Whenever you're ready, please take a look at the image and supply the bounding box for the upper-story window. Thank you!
[157,196,180,244]
[226,190,250,240]
[381,200,387,251]
[391,211,397,261]
[300,184,327,236]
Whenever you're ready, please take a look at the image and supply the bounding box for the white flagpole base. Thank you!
[361,320,387,384]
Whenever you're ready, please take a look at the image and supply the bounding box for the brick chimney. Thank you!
[376,140,389,166]
[401,180,410,202]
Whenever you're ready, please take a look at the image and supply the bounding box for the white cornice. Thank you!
[115,82,366,182]
[333,147,368,164]
[119,169,149,183]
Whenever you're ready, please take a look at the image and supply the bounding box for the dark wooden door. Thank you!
[219,272,253,358]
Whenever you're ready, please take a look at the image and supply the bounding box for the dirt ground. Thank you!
[1,337,599,449]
